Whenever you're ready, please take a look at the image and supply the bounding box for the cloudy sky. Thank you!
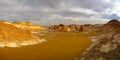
[0,0,120,25]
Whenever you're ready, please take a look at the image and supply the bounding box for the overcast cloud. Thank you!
[0,0,119,25]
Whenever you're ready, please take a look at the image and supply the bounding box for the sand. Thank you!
[0,32,91,60]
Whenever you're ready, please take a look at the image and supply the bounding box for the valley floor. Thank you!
[0,32,92,60]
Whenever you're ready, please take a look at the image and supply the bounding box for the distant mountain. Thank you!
[0,21,44,47]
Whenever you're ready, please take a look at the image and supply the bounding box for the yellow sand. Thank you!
[0,32,92,60]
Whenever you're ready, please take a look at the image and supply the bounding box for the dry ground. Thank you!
[0,32,92,60]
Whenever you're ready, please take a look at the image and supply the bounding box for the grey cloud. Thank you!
[69,0,112,12]
[58,10,95,17]
[19,0,70,9]
[0,0,115,25]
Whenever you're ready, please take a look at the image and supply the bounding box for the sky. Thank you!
[0,0,120,25]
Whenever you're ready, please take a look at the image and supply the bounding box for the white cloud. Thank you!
[111,0,120,16]
[70,7,98,15]
[102,0,120,16]
[42,8,50,12]
[102,0,111,3]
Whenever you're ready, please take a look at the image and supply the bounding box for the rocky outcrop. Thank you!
[12,22,45,31]
[104,19,120,28]
[73,31,120,60]
[0,21,45,47]
[1,21,45,32]
[49,24,70,32]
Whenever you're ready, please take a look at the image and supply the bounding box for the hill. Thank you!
[2,21,45,32]
[105,19,120,28]
[0,22,43,47]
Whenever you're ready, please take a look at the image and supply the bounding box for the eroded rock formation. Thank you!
[0,21,45,47]
[1,21,45,32]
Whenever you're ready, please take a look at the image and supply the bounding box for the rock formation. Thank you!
[73,31,120,60]
[105,19,120,28]
[79,25,84,32]
[11,21,45,32]
[72,19,120,60]
[0,21,45,47]
[1,20,45,32]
